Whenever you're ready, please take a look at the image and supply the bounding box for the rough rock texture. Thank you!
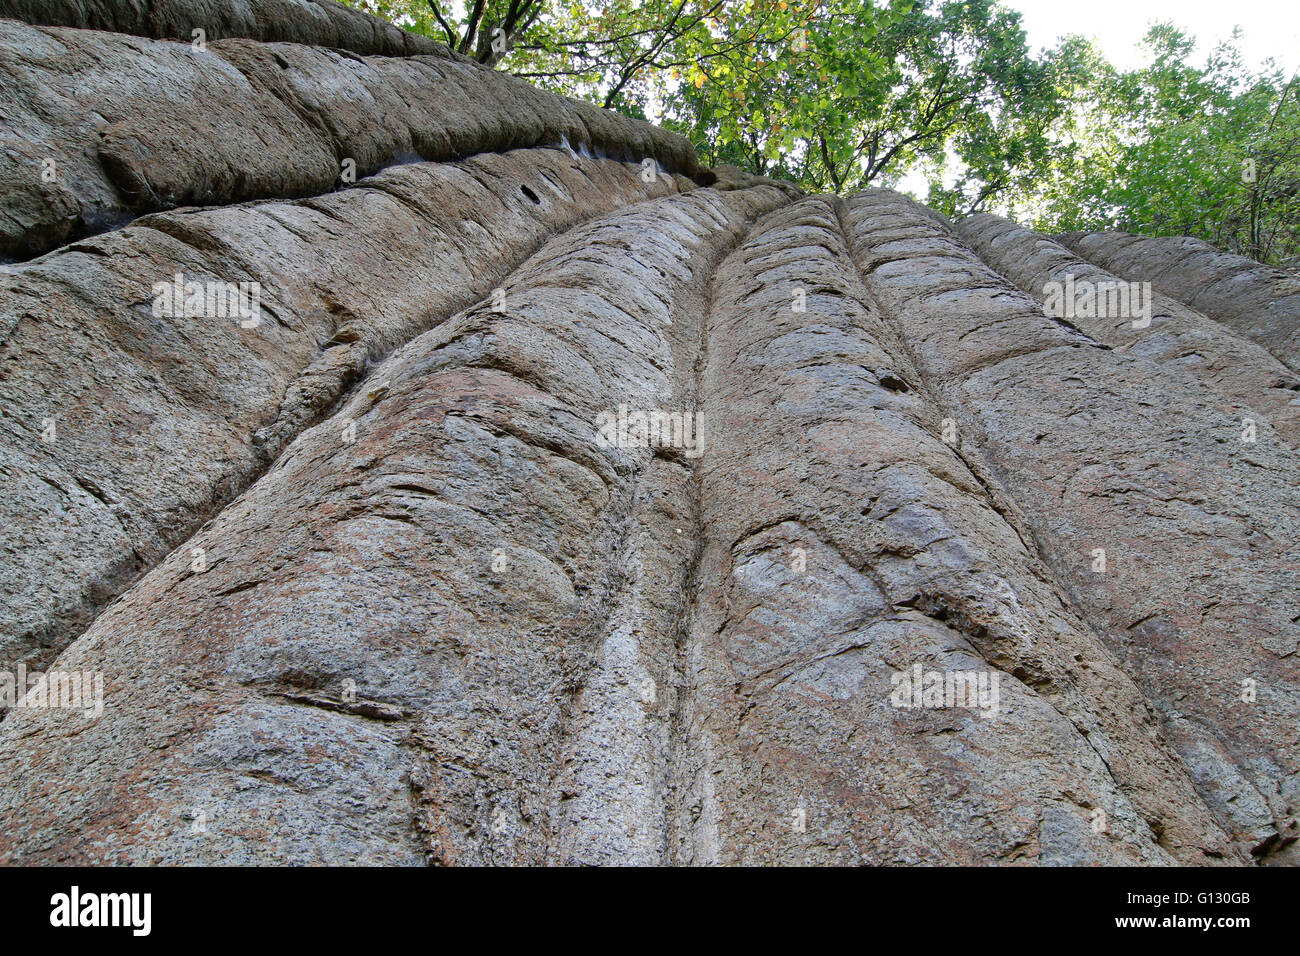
[955,214,1300,447]
[2,11,1298,866]
[677,197,1229,864]
[0,186,787,864]
[0,19,696,259]
[845,191,1299,862]
[1057,230,1300,373]
[0,145,693,679]
[0,0,443,56]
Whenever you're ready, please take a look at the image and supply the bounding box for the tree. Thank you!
[344,0,803,110]
[345,2,1297,264]
[347,0,1062,211]
[1016,25,1300,266]
[514,0,791,111]
[665,0,1066,209]
[342,0,544,65]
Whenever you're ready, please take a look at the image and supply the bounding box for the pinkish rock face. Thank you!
[0,7,1297,867]
[1055,229,1300,374]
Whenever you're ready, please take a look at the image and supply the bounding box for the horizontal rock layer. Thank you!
[0,19,696,260]
[0,0,442,56]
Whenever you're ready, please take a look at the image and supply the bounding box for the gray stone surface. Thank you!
[956,213,1300,447]
[0,19,696,259]
[1,13,1298,867]
[675,197,1229,864]
[0,146,690,681]
[1058,230,1300,373]
[0,186,788,864]
[848,190,1300,863]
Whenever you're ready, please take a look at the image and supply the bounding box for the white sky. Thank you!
[1010,0,1300,75]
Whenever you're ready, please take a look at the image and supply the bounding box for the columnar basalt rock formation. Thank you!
[1054,230,1300,374]
[955,215,1300,448]
[0,3,1296,866]
[0,16,695,260]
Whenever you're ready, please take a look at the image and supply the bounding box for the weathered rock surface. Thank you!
[847,191,1300,862]
[1058,230,1300,373]
[0,0,442,56]
[0,20,695,259]
[956,214,1300,447]
[1,9,1298,867]
[1,146,690,680]
[0,186,787,864]
[678,197,1229,864]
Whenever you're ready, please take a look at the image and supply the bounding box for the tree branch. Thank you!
[424,0,458,48]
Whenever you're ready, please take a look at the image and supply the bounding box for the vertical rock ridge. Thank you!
[0,148,690,688]
[550,187,791,865]
[1057,230,1300,374]
[845,188,1300,863]
[0,185,791,864]
[955,213,1300,447]
[667,194,1232,863]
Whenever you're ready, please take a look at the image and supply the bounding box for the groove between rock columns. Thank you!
[843,188,1300,863]
[0,184,790,865]
[666,194,1232,864]
[0,147,693,692]
[954,213,1300,448]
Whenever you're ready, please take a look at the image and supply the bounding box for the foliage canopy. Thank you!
[345,0,1300,266]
